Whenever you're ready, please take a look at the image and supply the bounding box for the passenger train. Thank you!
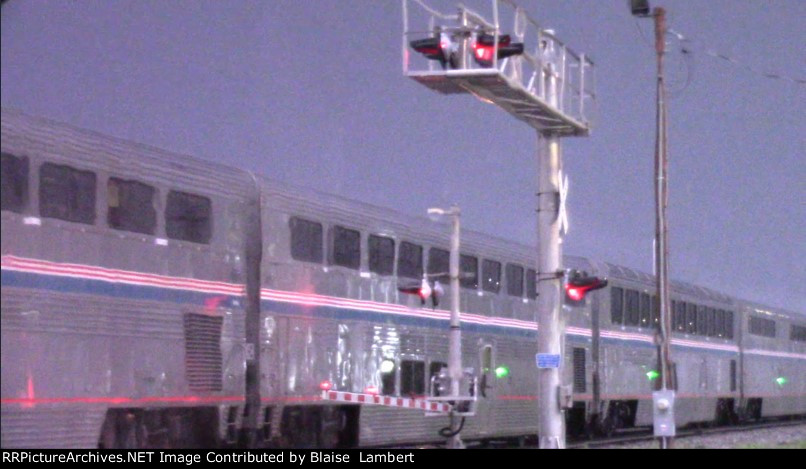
[2,109,804,448]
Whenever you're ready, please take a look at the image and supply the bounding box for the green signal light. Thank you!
[646,370,660,381]
[776,377,788,386]
[495,366,510,379]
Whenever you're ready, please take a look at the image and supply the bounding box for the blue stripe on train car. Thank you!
[1,269,242,308]
[1,268,756,357]
[263,299,536,339]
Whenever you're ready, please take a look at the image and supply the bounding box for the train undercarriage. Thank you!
[92,397,791,449]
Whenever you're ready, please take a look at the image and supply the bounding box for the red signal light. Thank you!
[472,33,524,68]
[473,42,493,63]
[399,277,432,306]
[410,33,458,69]
[418,280,431,301]
[410,37,443,60]
[566,284,585,302]
[565,273,608,303]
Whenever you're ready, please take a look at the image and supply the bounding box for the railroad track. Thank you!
[568,417,806,449]
[380,417,805,449]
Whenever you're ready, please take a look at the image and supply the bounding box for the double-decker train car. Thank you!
[1,109,258,447]
[1,109,804,448]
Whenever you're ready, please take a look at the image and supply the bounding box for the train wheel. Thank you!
[583,414,600,440]
[748,399,762,421]
[716,399,738,426]
[599,415,618,437]
[119,411,141,448]
[598,402,624,437]
[566,402,587,438]
[716,399,730,427]
[318,407,343,448]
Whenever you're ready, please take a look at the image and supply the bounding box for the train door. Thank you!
[477,343,496,435]
[566,347,589,435]
[257,315,285,442]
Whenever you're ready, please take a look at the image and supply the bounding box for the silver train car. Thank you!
[2,109,804,448]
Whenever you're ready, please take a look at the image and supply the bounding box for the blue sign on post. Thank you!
[536,353,561,369]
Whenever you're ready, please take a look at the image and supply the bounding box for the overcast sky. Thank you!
[2,0,804,312]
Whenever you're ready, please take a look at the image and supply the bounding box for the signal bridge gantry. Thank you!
[403,0,599,449]
[403,0,596,137]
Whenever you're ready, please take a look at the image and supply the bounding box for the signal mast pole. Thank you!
[403,0,596,450]
[428,206,464,449]
[448,206,462,449]
[536,54,566,449]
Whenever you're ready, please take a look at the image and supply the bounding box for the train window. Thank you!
[482,259,501,293]
[39,162,96,225]
[1,153,28,213]
[791,325,806,342]
[697,306,708,336]
[380,359,396,396]
[397,241,423,279]
[289,217,323,263]
[768,319,776,338]
[625,290,640,326]
[107,178,156,235]
[166,190,212,244]
[429,361,447,395]
[749,316,775,338]
[697,306,708,335]
[725,311,734,339]
[460,255,478,290]
[651,295,660,329]
[670,301,681,332]
[526,269,537,300]
[749,316,760,335]
[400,360,425,397]
[706,308,717,337]
[639,293,651,328]
[368,235,395,276]
[330,225,360,270]
[505,264,524,297]
[480,345,493,399]
[716,310,726,338]
[686,303,697,334]
[670,301,676,330]
[670,300,677,330]
[611,287,624,325]
[427,248,450,283]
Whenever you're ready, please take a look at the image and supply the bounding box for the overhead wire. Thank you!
[665,27,805,87]
[700,47,805,85]
[624,6,805,88]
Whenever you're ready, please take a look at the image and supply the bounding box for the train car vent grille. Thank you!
[573,347,586,393]
[183,313,224,392]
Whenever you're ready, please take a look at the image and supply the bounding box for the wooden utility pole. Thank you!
[653,6,676,450]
